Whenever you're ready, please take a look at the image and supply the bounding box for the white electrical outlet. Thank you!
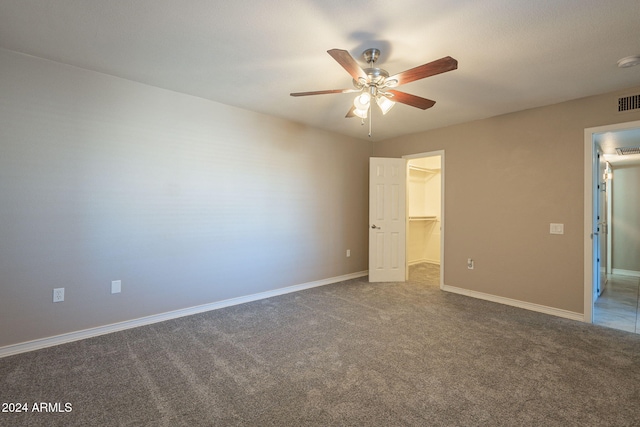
[111,280,121,294]
[53,288,64,302]
[346,249,351,257]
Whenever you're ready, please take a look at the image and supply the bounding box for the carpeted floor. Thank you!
[1,263,640,426]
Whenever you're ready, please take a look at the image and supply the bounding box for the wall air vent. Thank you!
[618,94,640,112]
[615,146,640,156]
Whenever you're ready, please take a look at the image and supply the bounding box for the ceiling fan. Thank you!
[290,48,458,136]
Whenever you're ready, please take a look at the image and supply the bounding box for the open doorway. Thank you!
[404,151,444,288]
[584,120,640,332]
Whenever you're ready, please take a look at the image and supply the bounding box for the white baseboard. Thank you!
[441,284,584,322]
[0,270,368,358]
[612,269,640,278]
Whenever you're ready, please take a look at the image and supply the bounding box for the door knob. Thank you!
[371,224,381,229]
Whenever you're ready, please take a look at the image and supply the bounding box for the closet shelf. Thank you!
[409,165,440,174]
[409,216,438,221]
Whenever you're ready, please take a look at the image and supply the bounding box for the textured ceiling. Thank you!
[1,0,639,141]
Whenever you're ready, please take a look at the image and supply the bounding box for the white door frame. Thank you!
[403,150,445,287]
[583,119,640,322]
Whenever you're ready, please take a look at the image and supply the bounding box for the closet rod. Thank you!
[409,216,437,221]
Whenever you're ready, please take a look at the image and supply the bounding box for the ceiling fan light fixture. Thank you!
[376,95,396,115]
[354,92,371,110]
[353,107,368,119]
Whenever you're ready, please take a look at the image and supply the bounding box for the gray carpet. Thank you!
[2,263,640,426]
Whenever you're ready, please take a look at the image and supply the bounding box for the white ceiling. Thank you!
[1,1,639,141]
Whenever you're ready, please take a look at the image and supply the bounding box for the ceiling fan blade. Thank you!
[386,90,436,110]
[290,89,357,97]
[327,49,367,81]
[388,56,458,86]
[345,105,356,118]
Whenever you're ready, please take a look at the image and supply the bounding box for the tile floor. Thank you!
[593,274,640,334]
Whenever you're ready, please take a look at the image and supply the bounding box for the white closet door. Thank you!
[369,157,406,282]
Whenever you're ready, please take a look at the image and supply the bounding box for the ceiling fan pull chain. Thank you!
[368,103,372,137]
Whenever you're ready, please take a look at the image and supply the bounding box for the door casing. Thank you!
[583,120,640,322]
[403,150,445,288]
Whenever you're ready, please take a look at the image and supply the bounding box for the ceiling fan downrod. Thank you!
[363,48,380,65]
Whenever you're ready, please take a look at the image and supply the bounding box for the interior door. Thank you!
[592,149,604,301]
[369,157,407,282]
[597,154,608,297]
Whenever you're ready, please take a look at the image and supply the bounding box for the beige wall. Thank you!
[612,164,640,273]
[375,87,640,314]
[0,49,371,348]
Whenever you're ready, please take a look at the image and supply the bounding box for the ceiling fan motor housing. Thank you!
[353,67,389,89]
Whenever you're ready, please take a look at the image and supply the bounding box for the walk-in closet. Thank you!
[407,155,441,284]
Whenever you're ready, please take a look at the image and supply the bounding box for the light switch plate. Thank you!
[550,223,564,235]
[111,280,121,294]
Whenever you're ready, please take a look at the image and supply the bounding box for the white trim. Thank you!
[607,177,613,275]
[0,270,368,358]
[584,127,595,323]
[612,269,640,278]
[442,284,584,322]
[584,120,640,324]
